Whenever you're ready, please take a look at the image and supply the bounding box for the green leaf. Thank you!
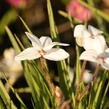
[3,74,27,109]
[14,34,25,50]
[47,0,58,40]
[92,70,107,109]
[19,16,32,34]
[0,80,17,109]
[0,9,17,36]
[47,0,71,99]
[5,26,21,54]
[23,62,40,108]
[75,46,81,83]
[100,81,109,109]
[58,10,82,24]
[0,98,5,109]
[23,61,51,109]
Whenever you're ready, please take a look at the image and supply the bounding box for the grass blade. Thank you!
[0,9,17,36]
[100,81,109,109]
[92,71,107,109]
[0,80,17,109]
[19,16,32,34]
[47,0,71,99]
[5,26,21,54]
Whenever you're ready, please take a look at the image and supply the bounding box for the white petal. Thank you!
[15,47,40,60]
[70,68,74,82]
[101,62,109,70]
[76,37,84,47]
[100,48,109,58]
[84,35,107,54]
[105,48,109,53]
[104,57,109,64]
[25,32,42,49]
[83,70,93,83]
[74,24,91,38]
[39,36,52,47]
[88,25,103,36]
[74,25,91,46]
[80,50,98,63]
[102,57,109,70]
[83,29,91,38]
[44,48,69,61]
[43,42,69,51]
[74,25,86,38]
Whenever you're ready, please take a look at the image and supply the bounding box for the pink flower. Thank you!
[6,0,30,8]
[66,0,92,22]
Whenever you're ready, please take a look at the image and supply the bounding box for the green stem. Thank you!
[75,61,87,109]
[78,64,100,100]
[79,61,87,83]
[40,57,55,95]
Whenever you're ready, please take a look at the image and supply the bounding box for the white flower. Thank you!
[74,25,107,54]
[0,48,23,92]
[69,68,92,83]
[83,70,93,84]
[15,32,69,61]
[74,24,90,46]
[80,48,109,70]
[0,48,22,73]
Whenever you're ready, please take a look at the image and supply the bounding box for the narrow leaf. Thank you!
[0,80,17,109]
[5,26,21,54]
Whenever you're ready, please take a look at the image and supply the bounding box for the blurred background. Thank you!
[1,0,109,56]
[0,0,73,53]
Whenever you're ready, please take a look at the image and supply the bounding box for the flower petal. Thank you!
[98,48,109,70]
[101,62,109,70]
[74,25,86,38]
[15,47,40,60]
[88,25,103,36]
[105,48,109,53]
[84,35,107,54]
[74,24,91,38]
[39,36,52,47]
[43,42,69,51]
[80,50,98,63]
[74,25,91,46]
[83,70,93,83]
[44,48,69,61]
[100,48,109,58]
[76,37,84,47]
[25,32,41,49]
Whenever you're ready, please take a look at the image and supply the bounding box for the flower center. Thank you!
[90,35,95,39]
[38,49,46,56]
[90,32,96,39]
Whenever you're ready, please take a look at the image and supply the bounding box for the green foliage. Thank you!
[47,0,71,100]
[0,80,17,109]
[5,26,21,54]
[0,9,17,35]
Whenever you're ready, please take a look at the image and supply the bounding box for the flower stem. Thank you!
[92,64,100,81]
[77,64,100,101]
[75,61,87,109]
[79,61,87,83]
[40,57,65,108]
[76,61,87,93]
[76,61,87,95]
[40,57,55,95]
